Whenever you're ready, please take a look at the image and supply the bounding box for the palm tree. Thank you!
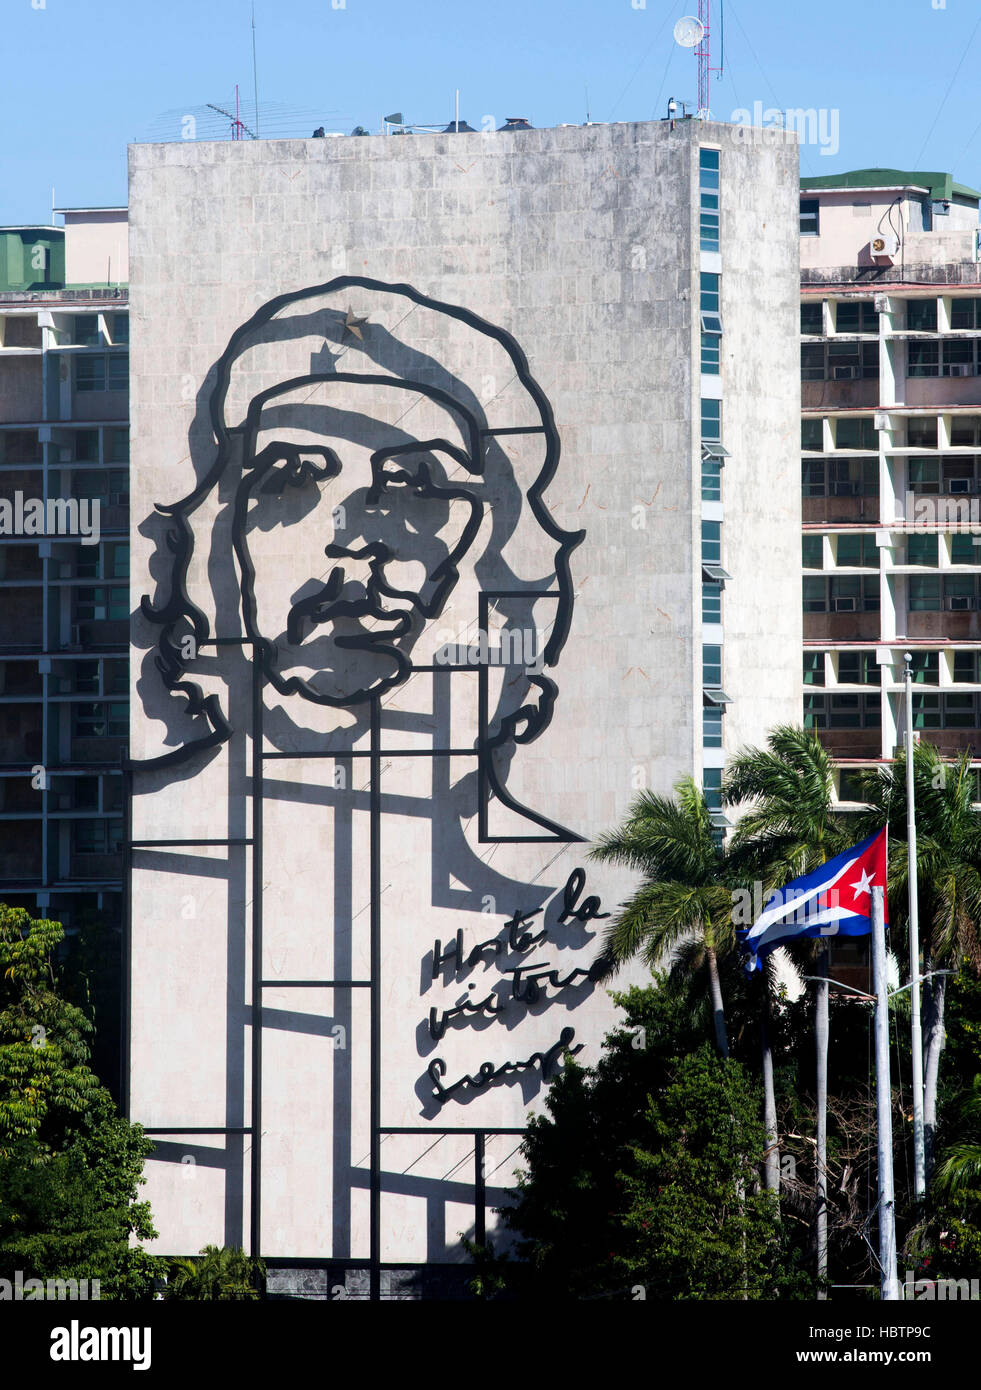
[855,743,981,1181]
[589,777,738,1058]
[932,1075,981,1201]
[165,1245,265,1300]
[722,725,851,1284]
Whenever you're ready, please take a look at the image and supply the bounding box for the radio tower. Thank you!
[696,1,723,118]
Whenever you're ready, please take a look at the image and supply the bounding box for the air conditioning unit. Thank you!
[947,363,973,377]
[947,596,973,610]
[831,481,859,496]
[833,597,857,611]
[874,295,889,313]
[874,412,890,430]
[833,365,860,380]
[949,478,973,494]
[871,234,900,259]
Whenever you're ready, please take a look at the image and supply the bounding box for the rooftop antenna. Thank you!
[252,3,260,138]
[207,95,257,140]
[585,82,591,124]
[673,14,705,115]
[695,3,723,118]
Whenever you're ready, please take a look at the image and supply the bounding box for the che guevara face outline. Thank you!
[232,379,484,707]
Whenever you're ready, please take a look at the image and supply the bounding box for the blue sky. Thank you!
[2,0,980,223]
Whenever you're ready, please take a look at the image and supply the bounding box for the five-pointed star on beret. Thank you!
[342,308,369,341]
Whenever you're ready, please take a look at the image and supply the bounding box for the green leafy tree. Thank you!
[0,905,158,1298]
[164,1245,265,1300]
[497,985,809,1299]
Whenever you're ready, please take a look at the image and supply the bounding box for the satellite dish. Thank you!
[673,16,705,47]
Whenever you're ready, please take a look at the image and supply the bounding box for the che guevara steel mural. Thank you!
[133,277,611,1273]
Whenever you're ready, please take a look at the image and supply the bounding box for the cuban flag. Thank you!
[741,828,888,974]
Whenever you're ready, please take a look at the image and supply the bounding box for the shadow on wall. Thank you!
[130,277,607,1262]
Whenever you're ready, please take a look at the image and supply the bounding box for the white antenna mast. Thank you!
[252,4,260,138]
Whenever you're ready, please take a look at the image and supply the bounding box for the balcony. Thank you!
[802,379,879,411]
[906,610,981,640]
[816,728,882,758]
[803,494,879,525]
[70,735,126,764]
[68,852,122,881]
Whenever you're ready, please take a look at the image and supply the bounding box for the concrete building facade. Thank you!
[126,117,801,1294]
[798,169,981,791]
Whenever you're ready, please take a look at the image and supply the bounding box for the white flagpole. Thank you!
[871,884,901,1299]
[903,652,926,1202]
[815,946,828,1298]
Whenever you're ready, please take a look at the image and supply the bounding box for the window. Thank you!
[73,818,124,854]
[107,355,128,391]
[75,356,105,392]
[801,341,879,382]
[907,300,938,332]
[908,458,940,493]
[73,315,100,347]
[111,313,129,344]
[75,354,128,393]
[701,397,721,442]
[945,574,980,608]
[801,302,823,335]
[913,693,981,730]
[104,659,128,694]
[108,428,129,463]
[836,533,877,567]
[804,692,881,728]
[702,521,721,566]
[703,644,722,687]
[72,660,99,693]
[907,533,938,567]
[803,651,824,685]
[802,419,824,451]
[951,533,981,564]
[702,580,722,623]
[703,705,723,747]
[699,149,720,253]
[803,576,879,612]
[909,340,979,378]
[701,455,722,501]
[910,651,939,683]
[835,300,879,334]
[838,770,864,801]
[909,575,941,611]
[108,543,129,579]
[802,535,823,568]
[835,417,877,451]
[953,650,980,682]
[700,273,723,332]
[74,430,99,461]
[73,703,128,738]
[800,198,819,236]
[701,333,720,374]
[74,586,128,622]
[951,417,981,447]
[951,298,981,330]
[908,418,939,448]
[702,766,723,811]
[837,650,880,685]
